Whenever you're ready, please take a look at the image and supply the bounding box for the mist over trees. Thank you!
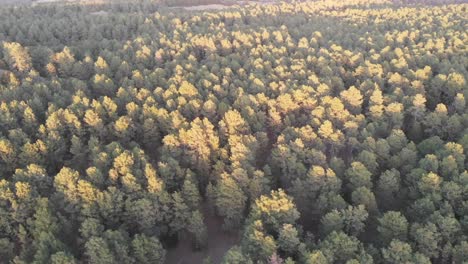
[0,0,467,263]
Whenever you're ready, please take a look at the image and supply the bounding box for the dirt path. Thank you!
[165,204,241,264]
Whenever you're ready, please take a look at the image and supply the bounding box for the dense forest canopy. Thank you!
[0,0,467,263]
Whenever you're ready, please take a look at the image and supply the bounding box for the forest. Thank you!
[0,0,467,263]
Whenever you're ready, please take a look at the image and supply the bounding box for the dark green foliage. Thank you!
[131,234,166,264]
[319,231,361,263]
[0,0,465,263]
[221,246,253,264]
[378,211,409,245]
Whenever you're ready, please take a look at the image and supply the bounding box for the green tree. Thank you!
[242,220,277,263]
[410,223,440,259]
[52,47,75,77]
[340,86,363,115]
[3,42,32,73]
[351,187,378,213]
[278,224,301,255]
[378,211,408,245]
[170,192,190,235]
[319,231,360,263]
[452,241,468,264]
[251,189,300,233]
[84,237,116,264]
[0,238,14,262]
[341,205,368,236]
[188,210,207,249]
[221,246,253,264]
[381,240,430,264]
[377,169,401,209]
[321,210,344,236]
[344,162,372,191]
[215,173,247,229]
[79,218,104,240]
[306,250,329,264]
[181,174,201,210]
[50,252,77,264]
[131,234,165,264]
[28,198,67,264]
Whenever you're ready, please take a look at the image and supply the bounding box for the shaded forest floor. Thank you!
[165,204,241,264]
